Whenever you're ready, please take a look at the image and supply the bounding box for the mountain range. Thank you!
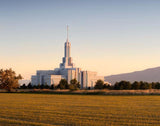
[105,66,160,85]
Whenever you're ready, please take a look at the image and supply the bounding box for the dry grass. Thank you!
[0,94,160,125]
[3,89,160,95]
[2,89,160,94]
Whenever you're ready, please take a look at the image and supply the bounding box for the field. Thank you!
[0,94,160,126]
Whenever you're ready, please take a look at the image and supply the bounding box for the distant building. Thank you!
[31,27,104,89]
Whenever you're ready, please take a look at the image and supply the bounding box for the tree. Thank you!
[27,83,32,89]
[139,81,150,89]
[114,82,119,90]
[37,84,41,89]
[69,79,80,91]
[40,84,45,89]
[151,82,156,89]
[119,81,131,90]
[70,79,78,85]
[20,84,27,89]
[148,83,152,89]
[94,79,104,89]
[132,81,140,90]
[77,82,80,89]
[50,84,55,89]
[44,83,50,89]
[69,84,76,91]
[57,79,69,89]
[155,82,160,89]
[114,81,131,90]
[103,83,111,89]
[0,68,22,92]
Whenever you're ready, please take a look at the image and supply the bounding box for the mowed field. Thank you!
[0,94,160,126]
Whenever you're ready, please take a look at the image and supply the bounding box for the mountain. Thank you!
[105,67,160,85]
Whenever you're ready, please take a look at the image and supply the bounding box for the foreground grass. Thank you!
[0,94,160,125]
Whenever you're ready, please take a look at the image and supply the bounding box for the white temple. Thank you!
[31,27,104,89]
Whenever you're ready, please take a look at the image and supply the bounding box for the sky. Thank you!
[1,0,160,80]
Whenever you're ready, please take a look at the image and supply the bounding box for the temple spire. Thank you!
[67,25,69,42]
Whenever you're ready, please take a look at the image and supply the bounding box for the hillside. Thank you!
[105,67,160,85]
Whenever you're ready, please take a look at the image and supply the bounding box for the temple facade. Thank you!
[31,28,104,89]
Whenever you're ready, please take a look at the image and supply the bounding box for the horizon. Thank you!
[1,0,160,80]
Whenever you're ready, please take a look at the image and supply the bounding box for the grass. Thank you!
[0,94,160,125]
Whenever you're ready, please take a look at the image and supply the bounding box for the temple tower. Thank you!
[60,26,74,68]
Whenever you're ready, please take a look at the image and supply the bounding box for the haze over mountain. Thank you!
[19,80,30,86]
[105,67,160,85]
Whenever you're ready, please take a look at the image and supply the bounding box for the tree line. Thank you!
[21,79,109,90]
[113,81,160,90]
[94,80,160,90]
[1,68,160,91]
[20,78,80,91]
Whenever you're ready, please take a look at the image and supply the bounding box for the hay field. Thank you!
[0,94,160,126]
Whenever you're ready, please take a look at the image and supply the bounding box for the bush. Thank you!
[57,79,69,89]
[69,79,80,91]
[94,80,104,89]
[69,84,78,91]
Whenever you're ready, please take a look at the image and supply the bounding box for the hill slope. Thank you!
[105,67,160,85]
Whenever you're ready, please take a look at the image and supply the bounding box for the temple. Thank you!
[31,27,104,89]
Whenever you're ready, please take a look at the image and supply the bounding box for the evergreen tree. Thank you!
[132,81,140,90]
[57,79,69,89]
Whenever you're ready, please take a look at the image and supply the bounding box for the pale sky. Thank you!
[1,0,160,80]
